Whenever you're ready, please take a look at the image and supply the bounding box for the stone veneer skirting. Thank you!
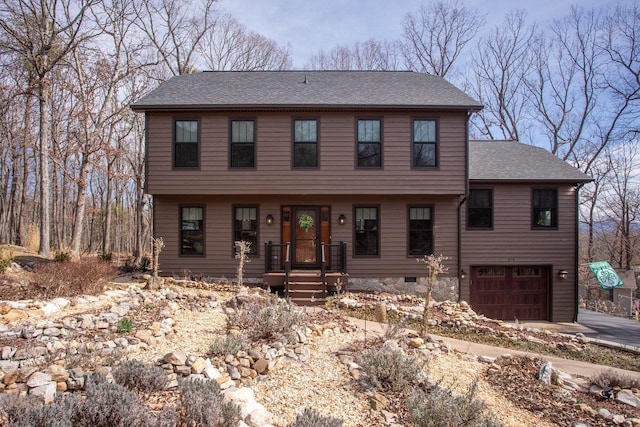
[347,277,459,302]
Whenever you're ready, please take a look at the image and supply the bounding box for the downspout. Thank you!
[573,182,585,323]
[458,111,472,302]
[457,195,466,303]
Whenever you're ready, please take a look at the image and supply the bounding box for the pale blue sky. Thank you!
[220,0,628,67]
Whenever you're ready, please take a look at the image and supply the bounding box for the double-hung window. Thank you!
[180,206,204,255]
[174,120,199,168]
[354,206,379,256]
[293,119,318,167]
[230,120,255,168]
[532,189,558,228]
[412,119,437,167]
[467,189,493,228]
[357,119,382,168]
[234,206,258,255]
[408,206,433,256]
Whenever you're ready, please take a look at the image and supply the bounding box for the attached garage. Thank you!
[470,266,550,321]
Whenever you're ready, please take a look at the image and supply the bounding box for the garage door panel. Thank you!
[471,266,549,321]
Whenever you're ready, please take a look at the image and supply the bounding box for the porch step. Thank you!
[287,281,328,306]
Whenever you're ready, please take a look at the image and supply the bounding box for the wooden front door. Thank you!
[282,206,330,269]
[470,266,549,321]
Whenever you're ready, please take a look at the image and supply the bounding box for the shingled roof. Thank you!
[469,140,592,183]
[131,70,482,111]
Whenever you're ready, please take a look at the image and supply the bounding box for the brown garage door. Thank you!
[470,266,549,321]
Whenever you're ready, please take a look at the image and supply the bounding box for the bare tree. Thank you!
[402,0,484,77]
[601,143,640,269]
[134,0,218,78]
[200,13,291,71]
[467,10,537,141]
[0,0,96,257]
[306,39,402,70]
[66,0,149,258]
[526,7,600,161]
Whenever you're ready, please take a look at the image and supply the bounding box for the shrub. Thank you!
[0,249,13,274]
[405,379,504,427]
[154,406,178,427]
[229,295,304,344]
[288,407,343,427]
[116,317,133,333]
[99,252,113,262]
[139,255,151,271]
[209,334,247,356]
[113,359,168,395]
[0,394,80,427]
[121,256,137,273]
[32,258,118,298]
[77,373,153,427]
[53,250,72,263]
[178,378,240,427]
[591,369,640,390]
[356,345,426,392]
[382,318,407,341]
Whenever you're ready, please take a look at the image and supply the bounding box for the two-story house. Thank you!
[131,71,591,322]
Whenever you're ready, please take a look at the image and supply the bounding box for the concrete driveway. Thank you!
[575,309,640,348]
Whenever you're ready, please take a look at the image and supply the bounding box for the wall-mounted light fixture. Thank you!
[460,269,467,280]
[558,269,568,280]
[266,214,274,225]
[338,214,346,225]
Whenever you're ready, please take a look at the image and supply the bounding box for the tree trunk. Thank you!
[38,79,51,258]
[102,159,113,255]
[70,155,91,259]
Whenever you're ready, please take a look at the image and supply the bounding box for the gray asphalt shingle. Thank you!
[470,140,592,182]
[131,71,482,110]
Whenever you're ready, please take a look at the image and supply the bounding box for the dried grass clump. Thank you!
[0,393,80,427]
[406,379,504,427]
[591,369,640,390]
[356,345,426,392]
[209,334,247,356]
[113,359,168,396]
[78,373,153,427]
[178,378,240,427]
[288,407,343,427]
[229,295,304,344]
[32,258,118,298]
[0,249,13,274]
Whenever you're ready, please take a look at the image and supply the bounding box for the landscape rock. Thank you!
[26,372,52,388]
[45,365,69,382]
[162,350,187,365]
[29,381,56,404]
[616,389,640,408]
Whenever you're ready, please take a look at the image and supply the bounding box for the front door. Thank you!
[282,206,331,269]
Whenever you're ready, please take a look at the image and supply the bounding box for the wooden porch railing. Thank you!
[264,241,291,296]
[321,242,347,296]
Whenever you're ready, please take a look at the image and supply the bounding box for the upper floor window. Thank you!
[412,119,437,167]
[181,206,204,255]
[357,119,382,168]
[467,189,493,228]
[532,189,558,228]
[293,119,318,168]
[234,206,258,255]
[354,206,379,256]
[408,206,433,256]
[230,120,255,168]
[174,120,199,168]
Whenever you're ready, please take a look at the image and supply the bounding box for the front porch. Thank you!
[262,242,348,305]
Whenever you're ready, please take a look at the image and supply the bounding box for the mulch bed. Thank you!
[484,355,640,426]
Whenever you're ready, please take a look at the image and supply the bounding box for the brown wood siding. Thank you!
[461,184,578,322]
[154,195,459,281]
[146,111,467,195]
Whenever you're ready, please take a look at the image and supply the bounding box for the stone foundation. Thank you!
[347,277,459,301]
